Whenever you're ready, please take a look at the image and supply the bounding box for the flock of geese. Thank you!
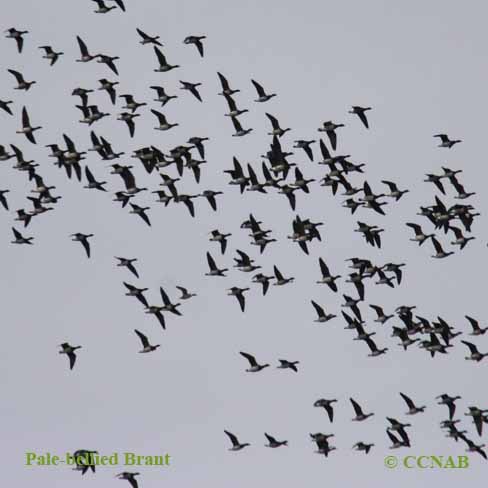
[3,2,486,486]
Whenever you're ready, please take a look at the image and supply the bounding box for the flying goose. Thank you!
[293,140,316,161]
[264,433,288,448]
[246,163,266,193]
[150,109,178,131]
[277,359,299,372]
[316,258,340,291]
[444,423,467,442]
[108,0,126,10]
[224,430,250,451]
[365,337,388,357]
[8,69,36,90]
[381,180,409,200]
[230,115,252,136]
[251,79,276,102]
[251,273,274,296]
[59,342,81,370]
[292,168,315,193]
[386,429,409,449]
[153,46,179,72]
[11,226,33,244]
[136,28,162,46]
[0,101,13,116]
[115,257,139,278]
[233,249,260,272]
[99,137,124,160]
[199,190,223,211]
[277,185,297,210]
[405,222,434,246]
[84,166,107,191]
[5,28,28,52]
[346,273,366,301]
[239,352,269,372]
[98,78,118,104]
[129,203,151,226]
[183,35,206,57]
[179,81,203,102]
[10,142,34,168]
[117,112,140,137]
[119,167,147,195]
[318,121,344,150]
[159,287,181,315]
[72,87,93,106]
[76,36,97,62]
[92,0,118,13]
[116,472,140,488]
[27,196,53,216]
[78,104,110,125]
[374,269,395,289]
[313,435,336,457]
[150,85,177,106]
[349,106,371,128]
[424,173,446,194]
[434,133,462,148]
[265,113,290,137]
[436,394,461,420]
[144,304,166,330]
[159,173,179,198]
[381,263,405,285]
[386,418,411,446]
[209,230,231,254]
[448,226,475,250]
[224,157,249,192]
[465,316,488,336]
[399,392,426,415]
[16,107,41,144]
[62,134,86,163]
[72,449,98,474]
[441,166,462,179]
[223,93,248,118]
[449,176,475,199]
[123,282,149,308]
[341,294,362,322]
[227,287,249,312]
[352,442,374,454]
[261,161,283,187]
[0,190,9,210]
[311,300,336,323]
[174,193,199,217]
[350,398,374,421]
[39,45,63,65]
[352,321,375,342]
[465,407,488,436]
[176,286,196,300]
[313,398,337,422]
[459,434,487,460]
[273,265,294,285]
[134,329,160,353]
[430,237,454,258]
[461,341,488,362]
[96,54,120,75]
[205,252,228,276]
[113,192,134,208]
[369,304,393,324]
[89,131,103,154]
[71,233,93,257]
[217,72,240,96]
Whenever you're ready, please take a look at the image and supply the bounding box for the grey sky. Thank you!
[2,0,487,486]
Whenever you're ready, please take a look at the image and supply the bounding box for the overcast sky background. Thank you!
[2,0,487,486]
